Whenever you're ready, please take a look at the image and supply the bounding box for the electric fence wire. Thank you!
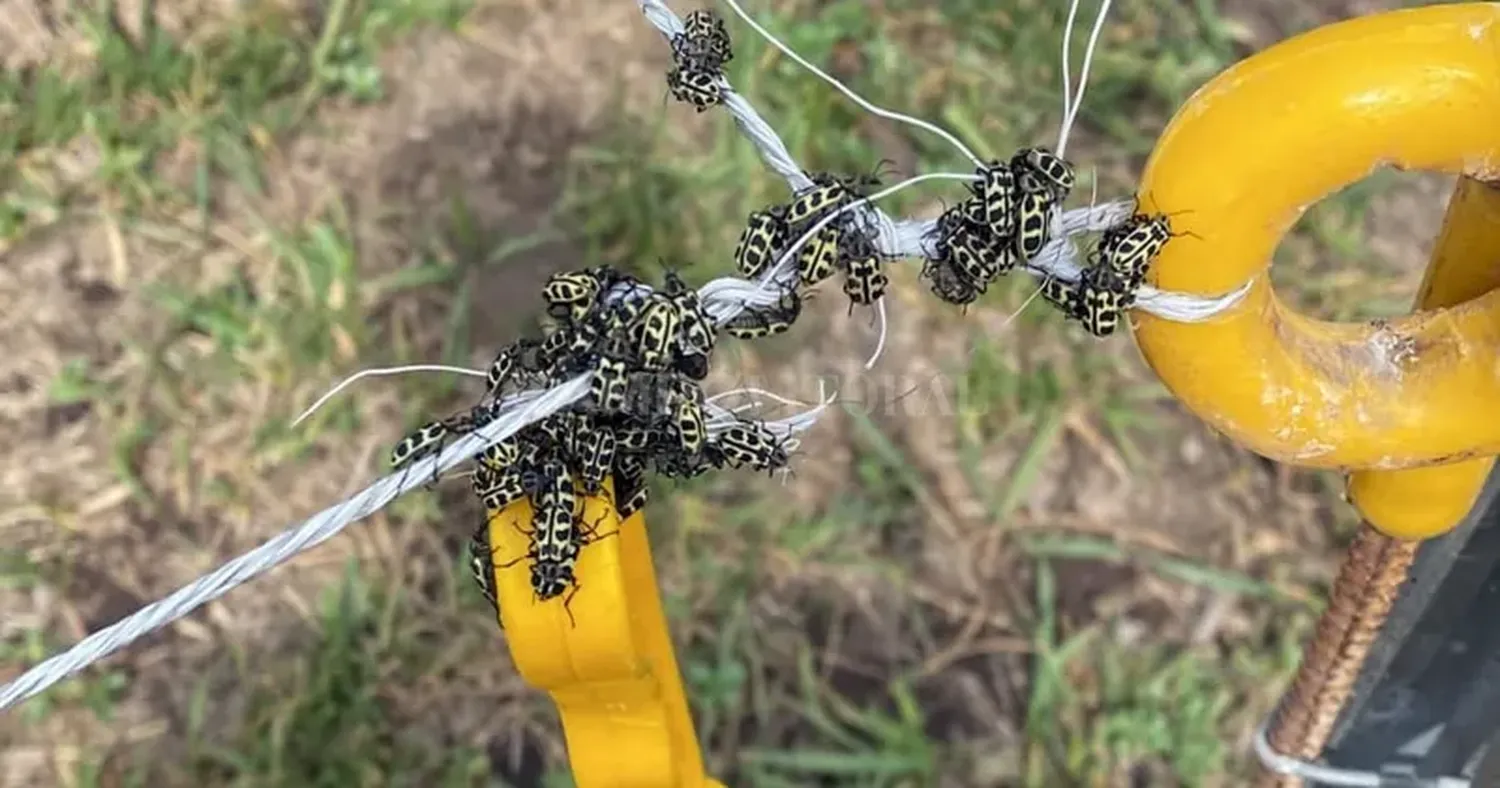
[1,0,1240,713]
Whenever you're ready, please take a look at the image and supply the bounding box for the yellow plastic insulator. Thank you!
[1347,177,1500,538]
[1134,3,1500,482]
[485,480,725,788]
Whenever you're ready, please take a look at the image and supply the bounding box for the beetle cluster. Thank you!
[731,169,890,317]
[666,9,733,112]
[390,264,796,624]
[384,6,1189,622]
[903,148,1174,338]
[920,147,1076,308]
[649,2,1193,339]
[1040,208,1177,337]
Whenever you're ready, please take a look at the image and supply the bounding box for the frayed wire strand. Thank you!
[717,0,982,168]
[1060,0,1080,135]
[864,298,889,370]
[291,364,489,427]
[1057,0,1114,157]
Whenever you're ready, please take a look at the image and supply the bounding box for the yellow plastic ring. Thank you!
[1134,2,1500,471]
[1347,176,1500,540]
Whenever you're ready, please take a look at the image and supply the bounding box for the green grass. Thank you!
[0,552,130,728]
[16,0,479,504]
[740,653,937,787]
[181,565,491,787]
[1022,559,1306,786]
[1,0,469,240]
[1,0,1420,785]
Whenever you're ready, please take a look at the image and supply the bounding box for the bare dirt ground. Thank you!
[0,0,1464,785]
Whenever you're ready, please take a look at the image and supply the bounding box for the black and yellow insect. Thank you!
[496,461,616,625]
[566,308,624,365]
[524,413,583,462]
[476,436,522,473]
[574,423,617,497]
[568,303,644,381]
[473,463,528,514]
[923,256,982,307]
[1041,266,1134,338]
[956,196,988,232]
[630,293,682,372]
[666,67,723,112]
[542,270,602,323]
[529,547,580,611]
[1012,190,1053,263]
[797,224,842,286]
[966,160,1018,239]
[1006,147,1076,262]
[516,439,549,480]
[1039,274,1080,318]
[484,340,527,398]
[1076,266,1132,338]
[841,254,887,309]
[613,453,650,518]
[390,422,449,470]
[536,317,611,383]
[467,525,500,619]
[673,396,707,456]
[945,220,1015,289]
[723,288,802,339]
[390,401,500,473]
[672,8,733,72]
[734,207,789,280]
[1012,147,1075,198]
[535,322,572,365]
[708,422,790,472]
[494,461,577,614]
[589,355,632,414]
[606,291,647,343]
[663,272,716,360]
[1098,213,1172,290]
[786,172,866,229]
[615,422,666,454]
[530,460,577,563]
